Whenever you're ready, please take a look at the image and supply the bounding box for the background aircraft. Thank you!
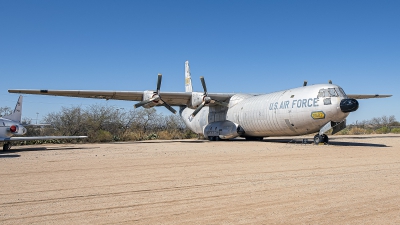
[0,96,87,151]
[8,61,391,145]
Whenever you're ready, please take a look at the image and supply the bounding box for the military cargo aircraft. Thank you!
[0,95,87,150]
[8,61,391,144]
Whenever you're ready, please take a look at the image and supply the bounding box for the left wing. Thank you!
[0,136,87,142]
[347,94,392,99]
[8,89,235,106]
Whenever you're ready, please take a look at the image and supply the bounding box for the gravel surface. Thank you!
[1,134,400,224]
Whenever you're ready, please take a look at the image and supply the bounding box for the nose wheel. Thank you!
[314,134,329,145]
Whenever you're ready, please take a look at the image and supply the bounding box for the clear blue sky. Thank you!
[1,0,399,124]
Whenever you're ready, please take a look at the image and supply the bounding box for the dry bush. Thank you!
[123,131,142,141]
[391,128,400,134]
[375,127,390,134]
[348,127,367,135]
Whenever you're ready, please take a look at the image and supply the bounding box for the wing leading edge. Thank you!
[8,89,235,106]
[347,94,392,99]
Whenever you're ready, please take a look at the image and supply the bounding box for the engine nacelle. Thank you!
[187,92,205,109]
[141,90,159,108]
[203,120,245,140]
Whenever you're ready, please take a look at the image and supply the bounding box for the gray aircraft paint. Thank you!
[181,84,348,138]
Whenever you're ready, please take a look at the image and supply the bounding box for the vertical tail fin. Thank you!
[185,60,193,92]
[3,95,23,123]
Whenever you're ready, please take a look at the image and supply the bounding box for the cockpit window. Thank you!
[318,88,339,98]
[338,87,347,98]
[328,88,338,97]
[318,89,329,97]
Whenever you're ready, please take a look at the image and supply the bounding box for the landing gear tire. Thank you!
[322,134,329,144]
[314,134,322,145]
[3,143,11,151]
[314,134,329,145]
[208,136,220,141]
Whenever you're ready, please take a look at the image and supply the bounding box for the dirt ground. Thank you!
[1,134,400,224]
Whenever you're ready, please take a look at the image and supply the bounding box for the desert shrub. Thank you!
[183,129,198,139]
[390,128,400,133]
[375,127,390,134]
[123,131,142,141]
[349,127,367,135]
[93,130,113,142]
[364,128,374,134]
[157,130,174,140]
[147,133,158,140]
[336,128,349,135]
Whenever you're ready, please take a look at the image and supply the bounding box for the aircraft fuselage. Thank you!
[181,84,350,139]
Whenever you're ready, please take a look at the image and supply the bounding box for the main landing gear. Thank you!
[208,136,221,141]
[314,134,329,145]
[3,142,11,151]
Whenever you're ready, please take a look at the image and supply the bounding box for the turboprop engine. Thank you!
[134,74,176,114]
[203,120,245,140]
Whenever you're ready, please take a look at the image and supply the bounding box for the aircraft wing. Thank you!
[347,94,392,99]
[0,136,87,142]
[8,89,235,106]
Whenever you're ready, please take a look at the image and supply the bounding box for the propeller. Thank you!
[134,74,177,114]
[190,76,228,118]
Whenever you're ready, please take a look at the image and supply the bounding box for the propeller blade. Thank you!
[200,76,208,94]
[156,74,162,93]
[134,100,152,108]
[191,102,205,117]
[162,102,177,114]
[134,95,160,108]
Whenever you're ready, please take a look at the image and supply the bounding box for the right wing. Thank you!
[8,89,235,106]
[347,94,392,99]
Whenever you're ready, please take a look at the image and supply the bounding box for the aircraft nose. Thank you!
[340,98,359,113]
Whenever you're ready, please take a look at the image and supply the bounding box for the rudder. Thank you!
[185,61,193,92]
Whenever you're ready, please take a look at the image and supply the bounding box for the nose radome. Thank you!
[340,98,359,113]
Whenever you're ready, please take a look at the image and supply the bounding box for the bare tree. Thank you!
[0,106,12,117]
[44,106,86,136]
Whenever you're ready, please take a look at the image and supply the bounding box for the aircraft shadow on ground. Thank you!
[330,135,399,140]
[131,140,207,144]
[0,154,21,158]
[260,138,388,147]
[129,138,389,147]
[326,141,388,147]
